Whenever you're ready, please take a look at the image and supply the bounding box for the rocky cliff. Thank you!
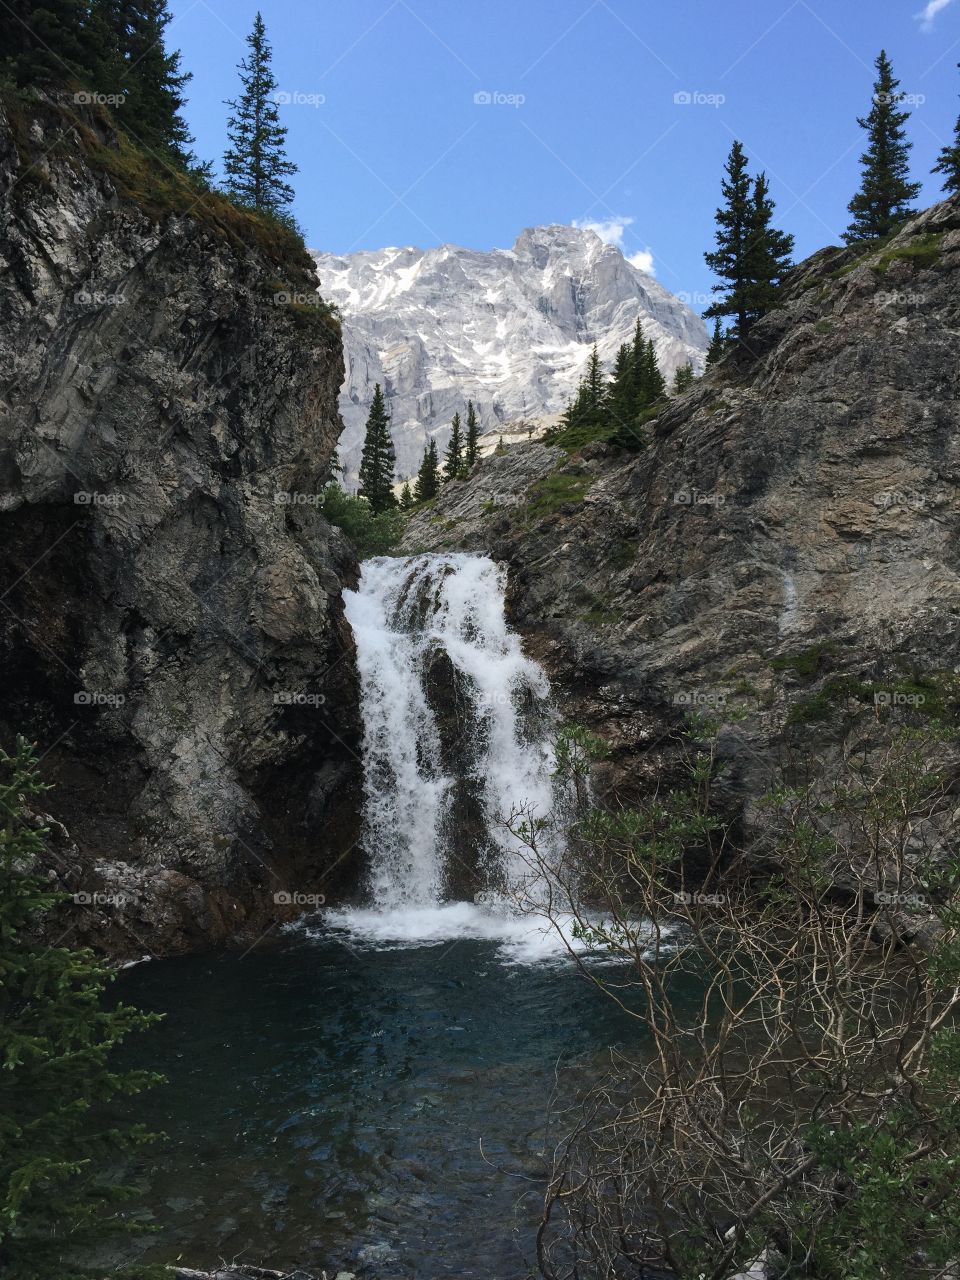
[314,225,708,481]
[0,95,361,958]
[402,197,960,840]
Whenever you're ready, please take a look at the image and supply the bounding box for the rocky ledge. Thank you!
[0,94,362,957]
[402,196,960,858]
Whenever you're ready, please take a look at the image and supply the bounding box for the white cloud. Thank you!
[627,249,656,274]
[572,216,656,275]
[918,0,954,29]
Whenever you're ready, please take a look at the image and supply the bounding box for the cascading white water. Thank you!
[342,553,557,915]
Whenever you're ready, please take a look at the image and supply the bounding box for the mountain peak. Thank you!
[313,229,708,481]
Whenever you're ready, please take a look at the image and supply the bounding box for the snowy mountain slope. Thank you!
[313,225,709,480]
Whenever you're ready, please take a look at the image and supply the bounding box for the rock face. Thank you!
[403,198,960,830]
[314,225,709,480]
[0,96,362,957]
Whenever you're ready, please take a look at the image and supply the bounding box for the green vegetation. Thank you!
[443,411,465,482]
[704,139,794,341]
[357,384,398,515]
[0,0,197,168]
[0,739,162,1279]
[845,50,922,244]
[523,721,960,1280]
[413,438,441,503]
[524,469,593,519]
[705,316,727,364]
[933,62,960,194]
[223,12,297,219]
[873,230,943,273]
[320,482,405,558]
[544,321,672,453]
[464,401,480,471]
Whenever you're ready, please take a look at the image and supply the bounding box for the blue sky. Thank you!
[168,0,960,308]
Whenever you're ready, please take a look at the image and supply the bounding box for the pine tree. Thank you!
[741,172,794,326]
[495,435,506,454]
[845,50,921,244]
[606,344,636,432]
[113,0,195,162]
[584,343,605,413]
[705,317,726,365]
[672,363,695,393]
[0,737,162,1278]
[223,11,298,215]
[643,340,666,404]
[443,412,464,482]
[464,401,480,471]
[414,439,440,503]
[0,0,96,86]
[357,384,397,514]
[932,63,960,195]
[704,139,754,339]
[399,482,414,512]
[630,318,649,413]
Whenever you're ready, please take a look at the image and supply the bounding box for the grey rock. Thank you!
[314,224,709,480]
[400,197,960,847]
[0,96,362,957]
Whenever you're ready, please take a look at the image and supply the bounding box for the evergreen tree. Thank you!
[0,0,95,86]
[584,343,605,412]
[606,343,635,431]
[413,439,440,503]
[443,412,464,482]
[0,738,161,1278]
[357,384,397,514]
[643,340,666,404]
[845,50,921,244]
[672,362,695,393]
[398,482,414,512]
[495,435,506,454]
[113,0,195,162]
[704,139,753,339]
[464,401,480,471]
[741,171,794,326]
[630,318,649,413]
[705,317,726,365]
[223,11,298,215]
[932,63,960,195]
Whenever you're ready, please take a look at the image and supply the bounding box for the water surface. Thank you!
[116,922,645,1279]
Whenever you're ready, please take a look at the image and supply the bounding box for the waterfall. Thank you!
[342,554,557,916]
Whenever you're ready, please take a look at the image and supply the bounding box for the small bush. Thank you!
[319,483,405,558]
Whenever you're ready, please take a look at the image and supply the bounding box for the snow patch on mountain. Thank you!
[312,225,709,481]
